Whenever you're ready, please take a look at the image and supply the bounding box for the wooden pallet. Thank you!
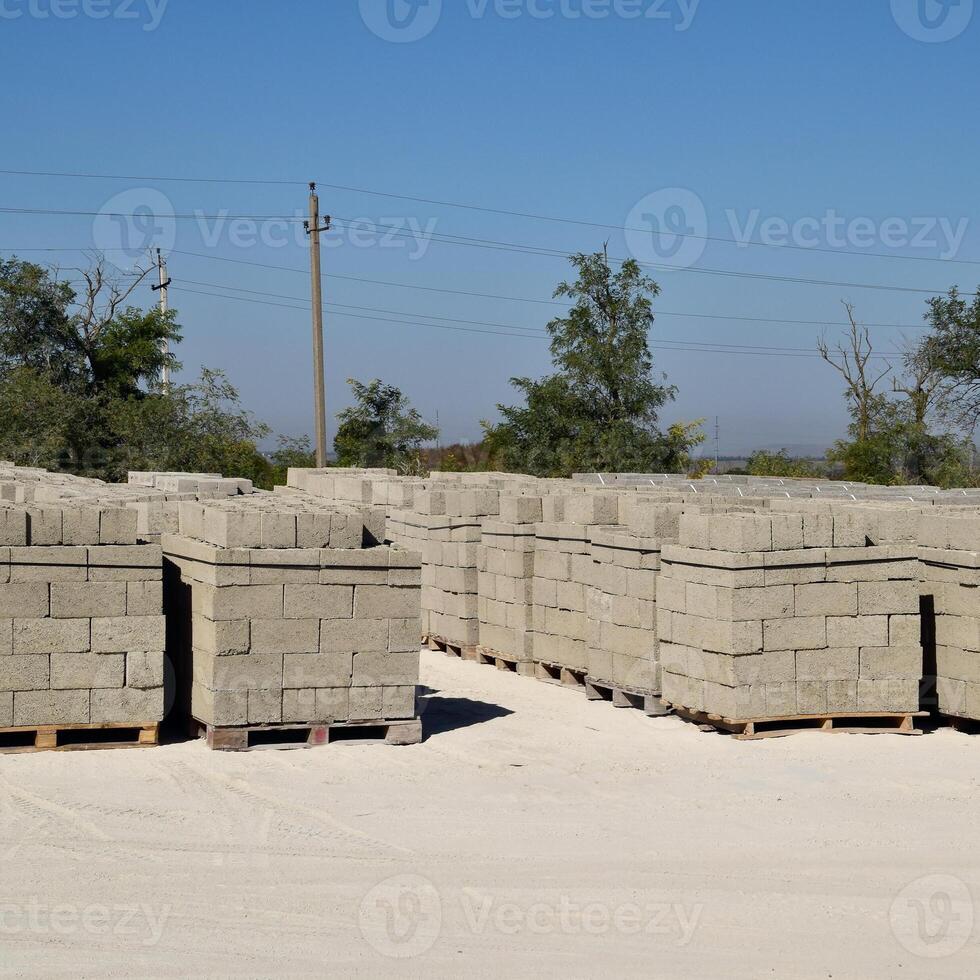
[0,721,159,754]
[424,634,480,663]
[191,717,423,752]
[666,703,927,740]
[476,646,535,677]
[535,661,587,693]
[586,677,669,717]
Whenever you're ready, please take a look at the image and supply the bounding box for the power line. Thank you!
[2,208,974,296]
[47,247,930,331]
[1,167,975,268]
[0,168,301,186]
[169,284,900,360]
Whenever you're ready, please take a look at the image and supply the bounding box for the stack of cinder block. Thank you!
[919,513,980,723]
[163,496,422,738]
[657,512,922,722]
[585,501,684,704]
[530,493,622,676]
[477,494,541,673]
[414,488,498,649]
[0,502,165,731]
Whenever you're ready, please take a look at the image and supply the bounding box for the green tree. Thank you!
[745,449,823,479]
[485,249,695,476]
[0,254,302,488]
[334,378,438,475]
[920,286,980,431]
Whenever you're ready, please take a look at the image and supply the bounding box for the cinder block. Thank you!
[349,686,383,721]
[797,647,859,682]
[283,585,353,620]
[283,651,352,688]
[0,583,49,618]
[352,650,419,687]
[763,616,827,652]
[318,611,389,653]
[192,616,249,656]
[91,616,165,654]
[248,689,282,724]
[90,686,163,724]
[316,687,349,722]
[859,645,922,681]
[198,584,283,621]
[99,508,138,545]
[50,652,125,690]
[127,581,163,617]
[51,583,126,619]
[827,616,888,649]
[126,651,165,689]
[794,583,857,618]
[0,654,49,692]
[250,618,319,654]
[14,689,90,725]
[283,688,316,723]
[382,686,417,719]
[13,618,89,655]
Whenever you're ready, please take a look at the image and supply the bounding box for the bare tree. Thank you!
[817,301,892,442]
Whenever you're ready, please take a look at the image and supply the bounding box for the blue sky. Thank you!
[1,0,978,456]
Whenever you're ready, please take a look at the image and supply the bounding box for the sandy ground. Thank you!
[0,650,978,979]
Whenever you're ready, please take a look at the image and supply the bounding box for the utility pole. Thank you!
[151,248,172,388]
[714,416,720,473]
[304,182,331,467]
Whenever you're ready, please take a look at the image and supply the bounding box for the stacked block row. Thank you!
[163,518,422,729]
[658,513,922,721]
[0,504,164,728]
[919,515,980,721]
[476,495,542,670]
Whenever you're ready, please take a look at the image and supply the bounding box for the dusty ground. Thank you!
[0,650,978,979]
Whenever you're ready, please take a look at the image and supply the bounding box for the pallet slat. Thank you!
[0,722,159,754]
[192,717,423,752]
[586,677,669,717]
[666,703,927,740]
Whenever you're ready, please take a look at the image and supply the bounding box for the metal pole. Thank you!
[153,248,171,388]
[306,182,329,467]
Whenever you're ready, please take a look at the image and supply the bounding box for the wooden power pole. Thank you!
[304,182,331,467]
[151,248,172,388]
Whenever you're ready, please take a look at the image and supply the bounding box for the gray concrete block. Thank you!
[0,654,49,691]
[50,652,125,690]
[51,583,126,619]
[13,618,89,654]
[90,686,164,724]
[283,651,352,689]
[91,616,165,654]
[14,689,90,726]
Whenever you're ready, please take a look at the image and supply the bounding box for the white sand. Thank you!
[0,649,977,978]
